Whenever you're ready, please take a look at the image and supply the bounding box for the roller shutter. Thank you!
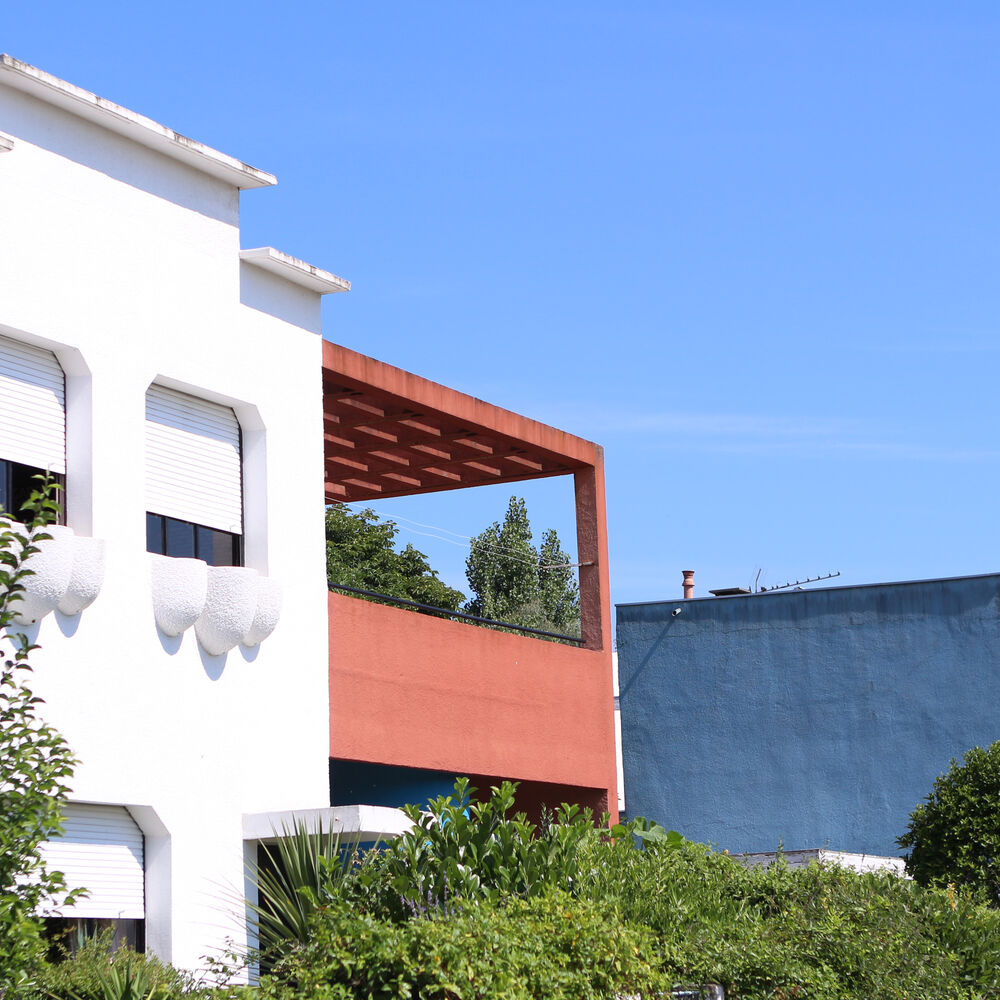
[145,384,242,533]
[38,803,144,919]
[0,335,65,474]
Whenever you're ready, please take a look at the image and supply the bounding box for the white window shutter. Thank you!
[38,804,145,919]
[145,384,243,533]
[0,335,66,474]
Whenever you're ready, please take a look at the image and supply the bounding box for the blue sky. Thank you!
[5,3,999,609]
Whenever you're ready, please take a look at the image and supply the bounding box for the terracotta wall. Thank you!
[329,592,618,817]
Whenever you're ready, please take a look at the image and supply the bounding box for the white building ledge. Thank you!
[0,54,276,189]
[736,849,906,876]
[240,247,351,294]
[243,804,412,843]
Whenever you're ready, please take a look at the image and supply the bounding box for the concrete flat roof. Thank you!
[0,54,276,189]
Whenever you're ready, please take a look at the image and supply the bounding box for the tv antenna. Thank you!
[758,571,840,593]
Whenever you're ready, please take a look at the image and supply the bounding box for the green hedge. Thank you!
[578,841,1000,999]
[256,841,1000,1000]
[257,892,669,1000]
[29,780,1000,999]
[30,933,197,999]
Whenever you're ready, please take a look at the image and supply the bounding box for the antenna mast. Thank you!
[759,571,840,593]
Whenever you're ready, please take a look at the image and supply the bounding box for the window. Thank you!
[0,457,64,521]
[145,512,241,566]
[38,804,145,951]
[0,335,66,520]
[145,384,244,566]
[45,917,144,956]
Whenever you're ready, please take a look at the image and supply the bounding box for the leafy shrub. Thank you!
[372,778,602,917]
[0,478,77,995]
[243,776,1000,999]
[257,891,669,1000]
[898,741,1000,903]
[577,840,1000,999]
[33,933,195,1000]
[247,820,372,957]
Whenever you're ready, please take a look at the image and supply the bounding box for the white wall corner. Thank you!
[125,804,172,964]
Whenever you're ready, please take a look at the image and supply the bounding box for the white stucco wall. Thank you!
[612,651,624,813]
[0,80,333,970]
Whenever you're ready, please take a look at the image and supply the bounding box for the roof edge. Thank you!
[322,339,602,468]
[616,569,1000,609]
[0,55,276,190]
[240,247,350,294]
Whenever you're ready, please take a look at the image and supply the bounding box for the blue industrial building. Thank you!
[617,573,1000,857]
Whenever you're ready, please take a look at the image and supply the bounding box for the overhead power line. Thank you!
[329,509,588,571]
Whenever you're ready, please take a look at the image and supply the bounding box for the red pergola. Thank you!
[323,341,594,504]
[323,339,618,816]
[322,339,611,651]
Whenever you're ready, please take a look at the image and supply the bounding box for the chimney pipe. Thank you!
[682,569,695,600]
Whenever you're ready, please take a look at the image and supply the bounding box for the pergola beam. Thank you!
[322,342,594,504]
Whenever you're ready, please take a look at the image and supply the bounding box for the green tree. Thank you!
[326,505,464,612]
[464,497,580,637]
[898,741,1000,903]
[537,528,579,634]
[0,479,77,995]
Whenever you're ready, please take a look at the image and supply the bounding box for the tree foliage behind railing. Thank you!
[464,497,580,639]
[325,505,465,613]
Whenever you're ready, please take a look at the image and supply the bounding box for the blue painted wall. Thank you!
[617,574,1000,856]
[330,760,460,810]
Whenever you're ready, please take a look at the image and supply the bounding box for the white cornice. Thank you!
[0,55,276,189]
[240,246,351,294]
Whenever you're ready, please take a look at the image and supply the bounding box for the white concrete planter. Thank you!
[59,535,107,616]
[195,566,260,655]
[14,524,77,625]
[150,554,208,637]
[243,575,283,647]
[0,523,108,624]
[149,554,283,653]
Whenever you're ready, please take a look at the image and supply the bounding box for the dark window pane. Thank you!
[197,524,240,566]
[44,917,144,955]
[215,531,243,566]
[164,518,195,559]
[0,459,10,516]
[195,524,213,563]
[146,513,164,554]
[0,461,65,524]
[10,461,40,516]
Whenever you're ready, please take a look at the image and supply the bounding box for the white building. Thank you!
[0,54,624,975]
[0,55,403,971]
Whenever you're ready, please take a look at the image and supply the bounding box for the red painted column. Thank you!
[574,452,611,653]
[573,450,618,819]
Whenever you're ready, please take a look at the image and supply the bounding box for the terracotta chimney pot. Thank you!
[682,569,695,600]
